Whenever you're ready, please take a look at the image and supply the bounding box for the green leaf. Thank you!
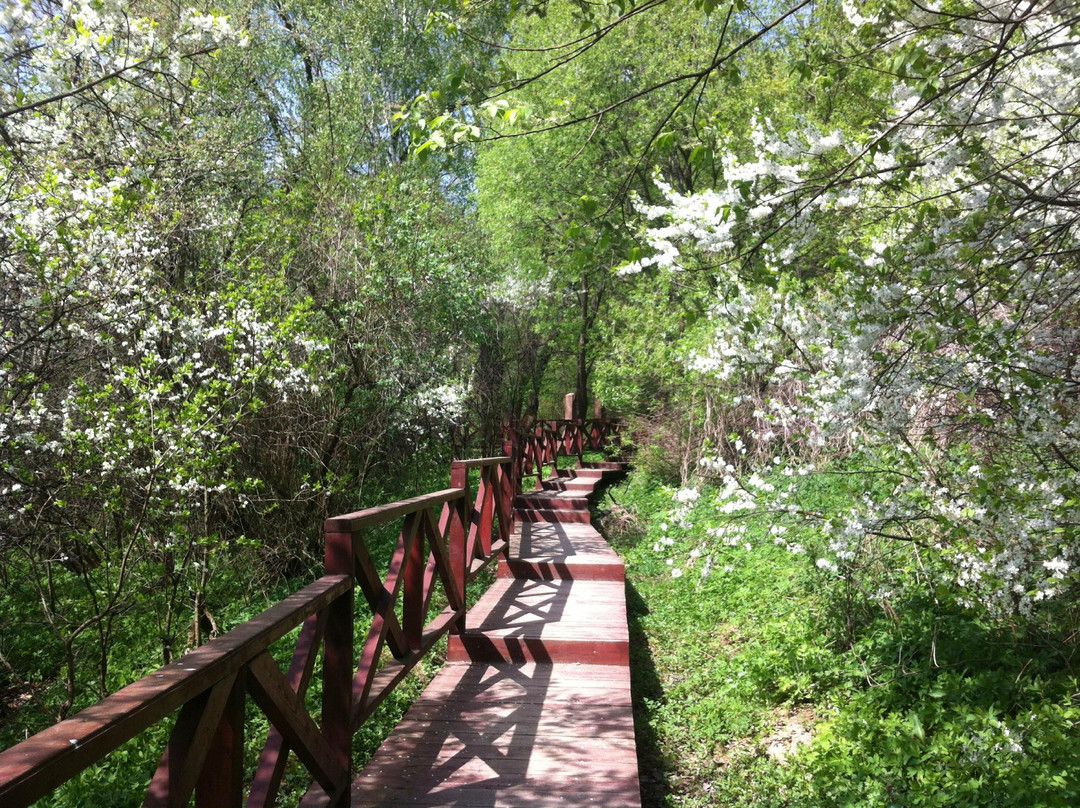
[911,712,925,740]
[447,64,466,91]
[689,145,713,167]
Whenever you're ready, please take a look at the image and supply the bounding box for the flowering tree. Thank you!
[621,1,1080,625]
[0,0,511,736]
[0,0,326,720]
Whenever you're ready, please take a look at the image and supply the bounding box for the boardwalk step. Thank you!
[448,578,629,666]
[555,467,606,479]
[502,521,625,582]
[514,507,591,523]
[580,461,630,471]
[352,661,640,807]
[497,557,625,582]
[447,634,629,665]
[514,492,590,510]
[540,478,597,492]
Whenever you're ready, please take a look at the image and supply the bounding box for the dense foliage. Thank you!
[3,0,1080,804]
[626,1,1080,631]
[0,0,520,741]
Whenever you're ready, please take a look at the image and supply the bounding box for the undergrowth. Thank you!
[17,463,505,806]
[604,469,1080,808]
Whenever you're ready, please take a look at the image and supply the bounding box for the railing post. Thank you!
[502,429,520,496]
[195,672,246,808]
[476,467,495,557]
[497,457,515,544]
[495,460,513,547]
[591,398,605,450]
[534,425,548,490]
[544,423,556,481]
[323,527,354,807]
[402,514,425,653]
[448,461,469,634]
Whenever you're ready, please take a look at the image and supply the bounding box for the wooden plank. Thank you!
[351,779,642,808]
[389,662,631,690]
[451,456,511,469]
[356,758,641,787]
[446,636,629,665]
[422,508,463,613]
[444,467,468,622]
[371,738,638,766]
[465,539,507,583]
[355,607,462,726]
[351,537,408,660]
[247,613,327,808]
[324,489,464,532]
[514,508,592,523]
[246,651,346,794]
[144,673,238,808]
[497,560,625,582]
[397,701,634,723]
[320,580,353,808]
[408,686,631,707]
[402,513,426,652]
[386,718,637,742]
[195,671,246,808]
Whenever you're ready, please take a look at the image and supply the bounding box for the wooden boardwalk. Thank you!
[351,463,641,807]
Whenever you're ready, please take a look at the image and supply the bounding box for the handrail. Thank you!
[0,421,617,807]
[0,575,354,807]
[504,418,622,490]
[324,488,464,532]
[451,455,511,469]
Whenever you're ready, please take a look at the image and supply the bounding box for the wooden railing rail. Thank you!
[322,454,513,733]
[505,418,622,491]
[0,416,615,807]
[0,575,354,808]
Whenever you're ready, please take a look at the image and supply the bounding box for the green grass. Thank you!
[603,470,1080,808]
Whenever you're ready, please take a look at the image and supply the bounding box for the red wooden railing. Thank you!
[506,418,623,490]
[0,416,616,807]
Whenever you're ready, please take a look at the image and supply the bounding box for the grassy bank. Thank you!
[603,470,1080,808]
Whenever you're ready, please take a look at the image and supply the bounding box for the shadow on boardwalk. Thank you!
[626,580,672,808]
[351,462,640,807]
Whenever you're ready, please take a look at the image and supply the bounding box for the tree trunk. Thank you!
[575,272,589,420]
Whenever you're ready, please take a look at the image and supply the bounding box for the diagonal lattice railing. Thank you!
[0,416,617,807]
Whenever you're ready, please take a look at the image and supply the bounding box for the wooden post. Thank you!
[448,461,469,634]
[498,458,515,544]
[564,393,575,421]
[195,672,245,808]
[546,424,558,482]
[322,591,353,807]
[591,398,605,451]
[402,515,425,653]
[535,424,547,490]
[322,526,354,807]
[502,431,520,496]
[476,468,495,557]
